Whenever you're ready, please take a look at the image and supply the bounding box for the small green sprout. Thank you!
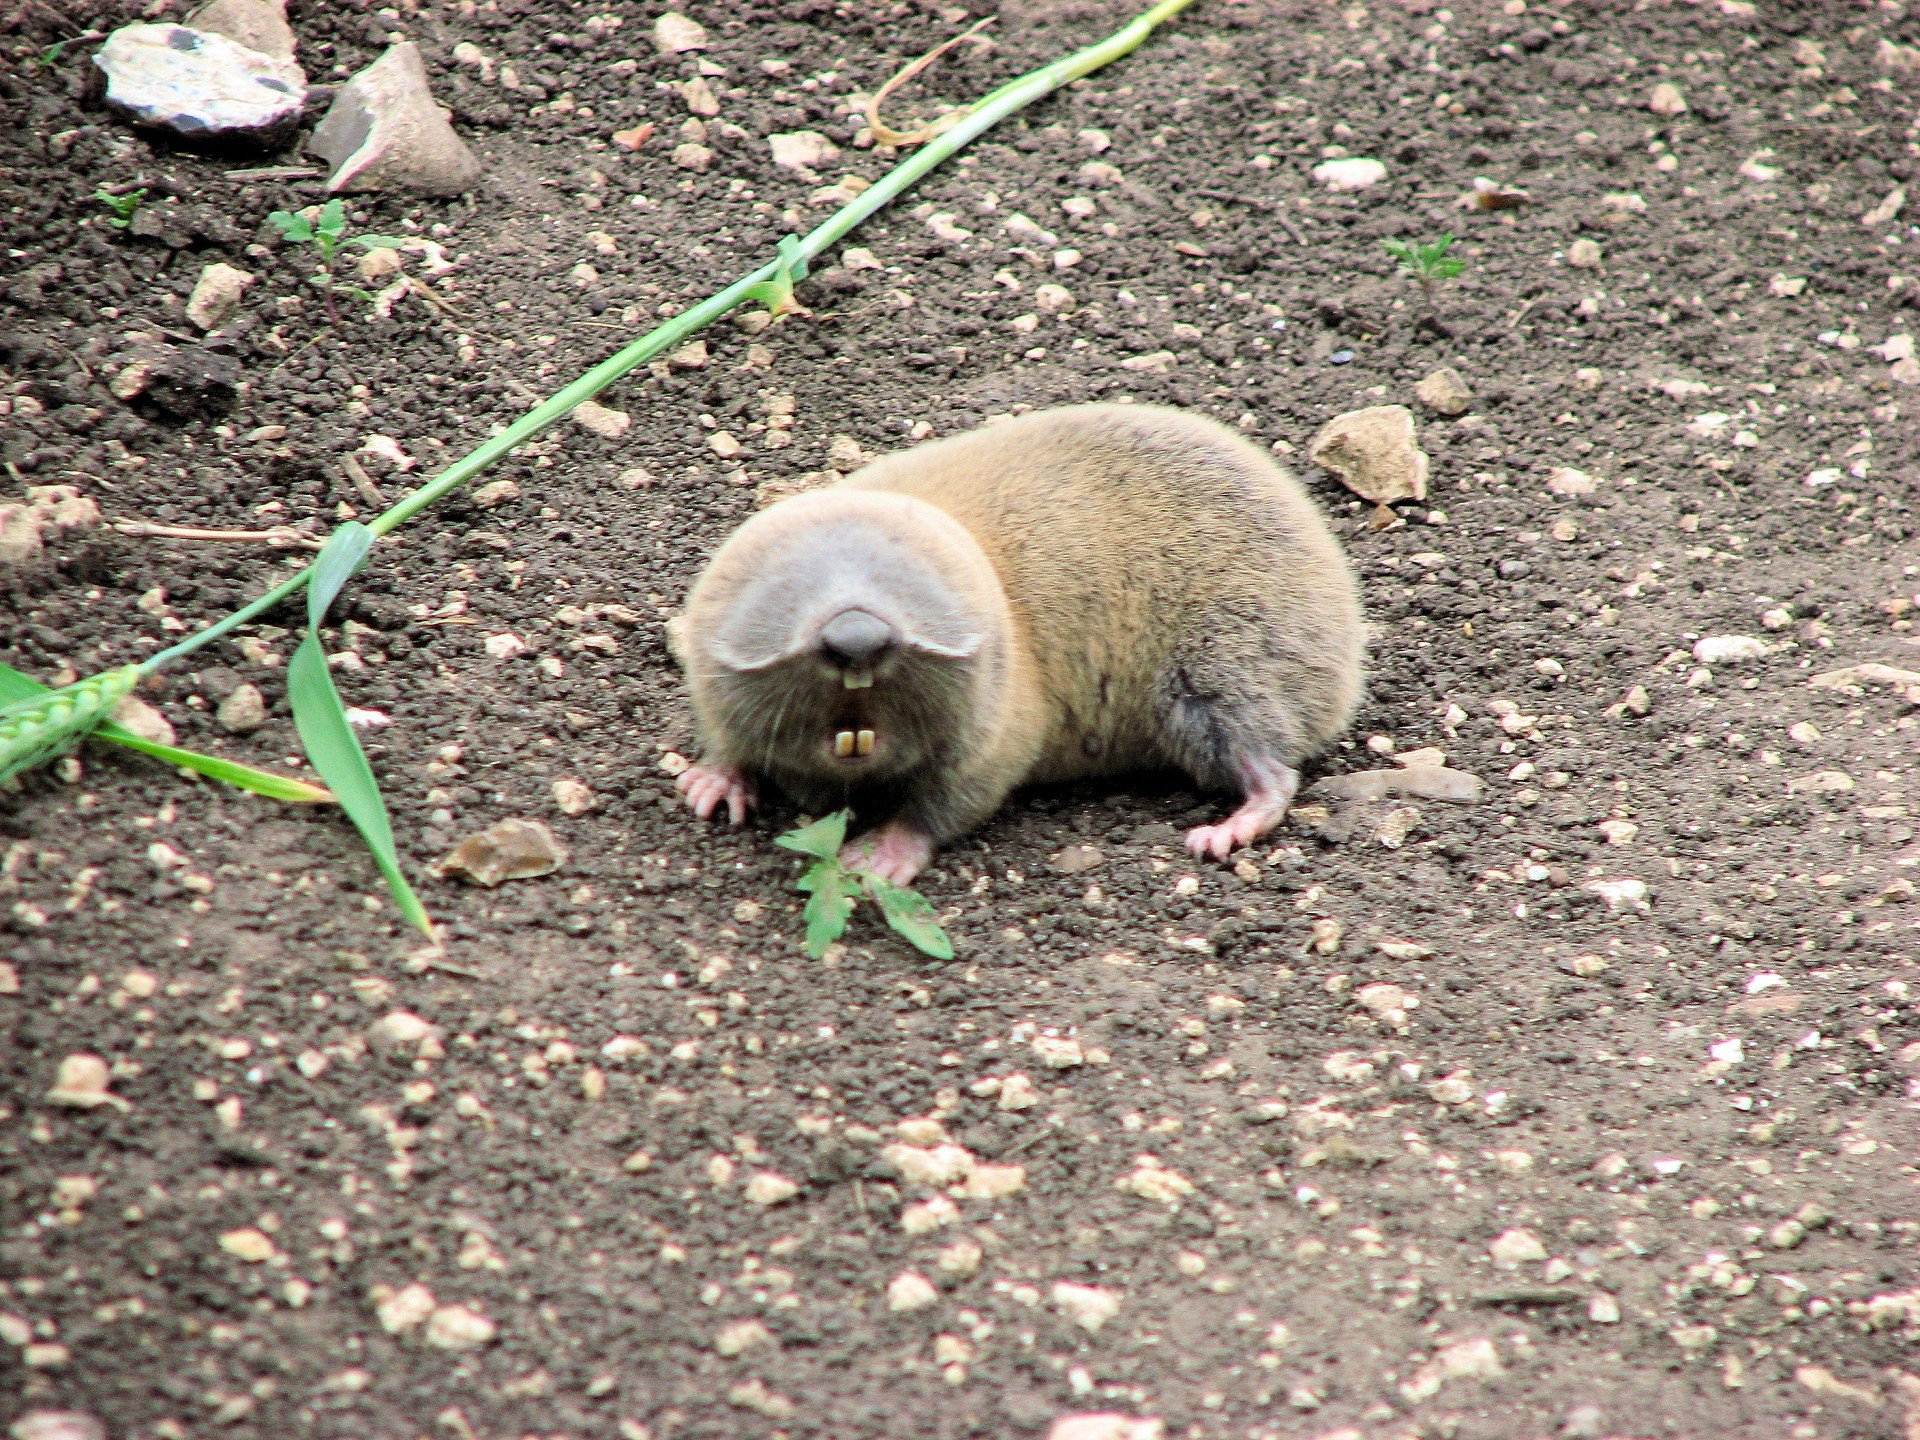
[94,188,147,229]
[776,810,954,960]
[1384,234,1466,294]
[268,198,405,325]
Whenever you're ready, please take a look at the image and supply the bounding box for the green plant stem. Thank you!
[141,0,1198,677]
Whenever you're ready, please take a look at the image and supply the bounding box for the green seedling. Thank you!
[777,811,955,960]
[0,0,1198,935]
[1384,235,1466,295]
[94,188,147,229]
[269,198,404,325]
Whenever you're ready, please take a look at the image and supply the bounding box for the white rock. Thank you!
[424,1303,496,1350]
[93,24,308,146]
[653,12,708,53]
[957,1163,1026,1200]
[309,43,481,196]
[1567,238,1603,268]
[1045,1417,1164,1440]
[1709,1037,1745,1065]
[1052,1282,1121,1331]
[1648,82,1687,116]
[1309,405,1429,506]
[551,778,594,815]
[1116,1157,1193,1205]
[1589,1292,1622,1324]
[1312,157,1387,191]
[1033,1035,1084,1069]
[374,1281,436,1333]
[1693,635,1771,664]
[186,262,255,330]
[997,1073,1041,1111]
[369,1010,434,1049]
[886,1271,938,1312]
[883,1142,975,1188]
[1488,1229,1547,1268]
[218,1227,275,1262]
[743,1172,799,1206]
[714,1319,770,1356]
[1585,878,1649,910]
[770,130,840,172]
[1547,466,1600,497]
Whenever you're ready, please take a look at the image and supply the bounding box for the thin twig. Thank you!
[865,15,997,147]
[226,165,321,183]
[338,455,385,508]
[112,519,321,549]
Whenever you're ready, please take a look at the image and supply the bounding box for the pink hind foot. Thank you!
[842,822,935,887]
[1185,761,1300,862]
[676,761,757,826]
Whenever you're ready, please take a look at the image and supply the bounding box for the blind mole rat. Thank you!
[668,403,1365,884]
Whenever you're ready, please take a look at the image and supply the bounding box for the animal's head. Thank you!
[674,490,1006,782]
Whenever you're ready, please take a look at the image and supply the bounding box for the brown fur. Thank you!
[673,403,1365,859]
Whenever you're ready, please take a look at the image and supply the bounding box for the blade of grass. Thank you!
[0,664,140,781]
[0,659,331,802]
[285,524,431,933]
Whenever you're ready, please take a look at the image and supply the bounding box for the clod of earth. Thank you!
[1309,405,1429,506]
[93,23,308,148]
[308,42,482,196]
[434,817,567,886]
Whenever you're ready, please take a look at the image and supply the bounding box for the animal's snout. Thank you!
[818,608,894,679]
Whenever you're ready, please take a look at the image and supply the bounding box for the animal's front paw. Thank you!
[841,823,934,887]
[676,762,757,826]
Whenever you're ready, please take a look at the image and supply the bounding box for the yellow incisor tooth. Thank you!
[834,730,855,758]
[855,729,874,757]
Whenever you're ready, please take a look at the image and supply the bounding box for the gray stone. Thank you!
[186,0,295,60]
[309,43,481,196]
[93,24,307,149]
[1308,404,1429,506]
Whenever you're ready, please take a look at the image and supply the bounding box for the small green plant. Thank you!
[268,198,404,325]
[94,188,147,229]
[1384,234,1466,294]
[777,811,954,960]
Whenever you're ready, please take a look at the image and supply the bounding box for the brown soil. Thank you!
[4,2,1919,1438]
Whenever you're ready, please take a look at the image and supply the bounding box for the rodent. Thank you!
[668,402,1365,884]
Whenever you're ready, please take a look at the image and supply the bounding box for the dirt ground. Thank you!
[4,0,1920,1437]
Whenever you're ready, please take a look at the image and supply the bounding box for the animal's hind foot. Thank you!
[1185,758,1299,862]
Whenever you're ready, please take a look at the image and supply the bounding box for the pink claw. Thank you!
[675,762,757,826]
[1184,760,1300,863]
[841,823,934,886]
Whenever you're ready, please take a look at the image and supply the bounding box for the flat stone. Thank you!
[94,23,307,149]
[309,43,481,196]
[186,0,295,59]
[434,817,566,886]
[216,683,268,733]
[1308,405,1428,506]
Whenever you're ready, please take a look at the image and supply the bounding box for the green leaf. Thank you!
[744,234,810,317]
[775,808,850,860]
[865,876,955,959]
[315,198,347,241]
[285,524,432,934]
[799,860,859,957]
[0,660,329,800]
[350,235,406,250]
[269,209,313,244]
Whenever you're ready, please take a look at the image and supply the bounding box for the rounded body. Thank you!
[675,403,1365,853]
